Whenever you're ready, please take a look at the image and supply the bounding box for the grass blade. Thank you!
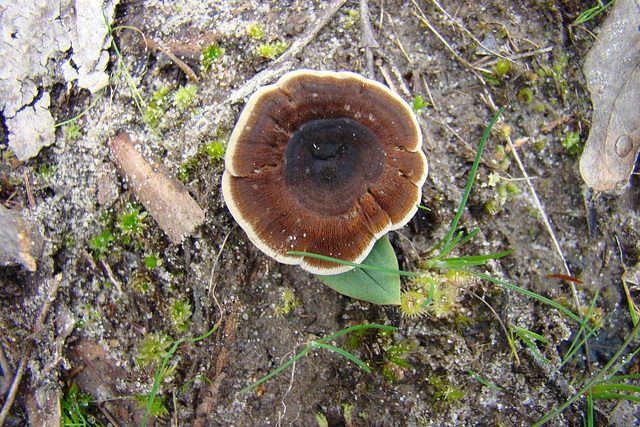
[313,342,371,372]
[238,347,312,394]
[532,320,640,427]
[561,291,600,366]
[239,324,396,394]
[442,106,506,249]
[455,267,594,334]
[592,393,640,402]
[467,369,503,391]
[318,324,397,343]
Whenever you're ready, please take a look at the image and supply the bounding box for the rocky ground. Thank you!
[1,0,639,426]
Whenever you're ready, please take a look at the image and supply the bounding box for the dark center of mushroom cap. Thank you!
[222,69,428,275]
[283,117,385,216]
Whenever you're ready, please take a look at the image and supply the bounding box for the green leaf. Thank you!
[315,235,401,305]
[412,95,429,113]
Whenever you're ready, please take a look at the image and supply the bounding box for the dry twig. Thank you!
[359,0,379,78]
[144,36,199,84]
[208,0,347,114]
[0,345,12,397]
[208,227,234,301]
[23,172,35,209]
[110,132,205,244]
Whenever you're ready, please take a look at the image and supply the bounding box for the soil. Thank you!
[1,0,639,426]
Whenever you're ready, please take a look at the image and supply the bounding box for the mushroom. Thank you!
[222,69,428,275]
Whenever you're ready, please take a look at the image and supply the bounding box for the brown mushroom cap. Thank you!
[222,69,428,275]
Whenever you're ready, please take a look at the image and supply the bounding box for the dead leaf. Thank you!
[623,262,640,286]
[25,386,61,427]
[580,0,640,193]
[70,339,143,426]
[0,204,38,271]
[109,132,205,244]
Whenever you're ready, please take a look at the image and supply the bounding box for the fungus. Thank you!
[222,69,428,275]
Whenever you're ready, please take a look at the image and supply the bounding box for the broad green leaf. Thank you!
[316,235,401,305]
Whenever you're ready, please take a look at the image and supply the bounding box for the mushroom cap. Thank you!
[222,69,428,275]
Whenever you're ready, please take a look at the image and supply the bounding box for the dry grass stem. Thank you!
[144,36,199,84]
[430,0,506,59]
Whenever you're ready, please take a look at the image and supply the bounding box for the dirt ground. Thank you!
[1,0,639,426]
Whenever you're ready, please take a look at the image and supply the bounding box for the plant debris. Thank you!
[0,204,38,271]
[580,0,640,193]
[109,132,205,244]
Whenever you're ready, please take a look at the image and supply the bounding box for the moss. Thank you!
[492,59,510,76]
[201,44,224,72]
[88,229,114,259]
[429,376,466,405]
[343,9,359,29]
[483,72,502,86]
[136,332,173,367]
[561,131,583,155]
[117,203,148,240]
[143,86,171,127]
[172,84,198,111]
[134,394,169,417]
[64,122,83,140]
[383,340,415,381]
[273,288,300,317]
[203,137,227,160]
[247,23,265,40]
[517,87,533,105]
[169,299,193,331]
[36,164,58,182]
[257,41,288,60]
[144,253,160,269]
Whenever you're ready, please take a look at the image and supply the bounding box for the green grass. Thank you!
[467,369,503,391]
[573,0,615,25]
[533,321,640,426]
[141,325,218,427]
[238,324,397,394]
[61,383,95,426]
